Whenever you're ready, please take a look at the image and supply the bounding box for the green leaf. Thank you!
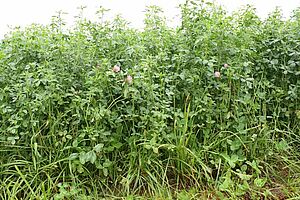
[112,142,122,149]
[103,168,108,177]
[68,153,78,160]
[7,136,19,145]
[86,151,97,164]
[271,59,278,65]
[94,144,104,153]
[276,140,288,151]
[79,152,86,164]
[254,178,267,188]
[236,172,252,181]
[65,135,72,139]
[72,139,78,147]
[103,159,112,168]
[229,139,242,151]
[219,171,233,191]
[222,153,239,168]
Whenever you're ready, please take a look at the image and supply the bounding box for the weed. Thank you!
[0,0,299,199]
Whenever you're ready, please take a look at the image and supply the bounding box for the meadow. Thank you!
[0,1,299,199]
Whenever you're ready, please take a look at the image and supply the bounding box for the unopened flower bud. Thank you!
[214,71,221,78]
[112,65,121,73]
[125,75,133,84]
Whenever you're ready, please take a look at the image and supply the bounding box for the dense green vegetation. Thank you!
[0,1,300,199]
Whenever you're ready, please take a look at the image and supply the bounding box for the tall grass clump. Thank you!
[0,1,299,199]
